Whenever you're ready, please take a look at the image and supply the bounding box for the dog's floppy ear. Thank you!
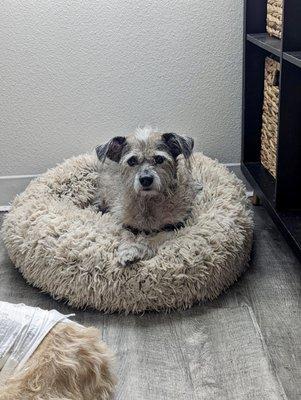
[162,133,194,159]
[96,136,127,163]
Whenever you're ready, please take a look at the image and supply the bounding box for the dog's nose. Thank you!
[139,175,154,188]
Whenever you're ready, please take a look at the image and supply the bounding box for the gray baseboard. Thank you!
[0,175,38,208]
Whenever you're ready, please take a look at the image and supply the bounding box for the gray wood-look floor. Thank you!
[0,204,300,400]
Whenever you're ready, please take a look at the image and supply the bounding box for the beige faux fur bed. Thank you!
[1,153,253,313]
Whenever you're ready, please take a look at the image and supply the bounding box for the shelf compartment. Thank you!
[242,162,276,207]
[242,162,301,258]
[247,33,282,56]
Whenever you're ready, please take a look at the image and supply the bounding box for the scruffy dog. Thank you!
[0,302,115,400]
[95,127,200,267]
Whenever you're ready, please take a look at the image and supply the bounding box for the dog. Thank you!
[0,302,115,400]
[94,127,200,267]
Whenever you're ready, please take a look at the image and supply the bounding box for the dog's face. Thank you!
[96,127,194,196]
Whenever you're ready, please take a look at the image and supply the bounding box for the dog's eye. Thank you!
[127,156,139,166]
[154,155,165,164]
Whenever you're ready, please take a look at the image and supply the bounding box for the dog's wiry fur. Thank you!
[0,323,116,400]
[94,127,198,266]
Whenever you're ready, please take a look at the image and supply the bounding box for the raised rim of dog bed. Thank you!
[1,153,253,313]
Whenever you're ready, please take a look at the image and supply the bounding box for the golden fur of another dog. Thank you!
[0,322,116,400]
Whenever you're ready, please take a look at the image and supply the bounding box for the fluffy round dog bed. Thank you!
[2,153,253,313]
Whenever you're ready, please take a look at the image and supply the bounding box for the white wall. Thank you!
[0,0,243,177]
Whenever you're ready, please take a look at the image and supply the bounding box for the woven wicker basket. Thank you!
[260,57,280,178]
[267,0,283,39]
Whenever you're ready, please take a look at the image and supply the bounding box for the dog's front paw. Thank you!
[117,245,142,267]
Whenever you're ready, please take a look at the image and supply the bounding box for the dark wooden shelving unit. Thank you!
[242,0,301,259]
[283,51,301,68]
[247,33,282,56]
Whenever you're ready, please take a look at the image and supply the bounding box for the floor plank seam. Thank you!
[242,302,289,400]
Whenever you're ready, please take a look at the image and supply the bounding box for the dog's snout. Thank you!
[139,175,154,188]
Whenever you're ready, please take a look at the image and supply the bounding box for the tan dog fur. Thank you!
[0,323,116,400]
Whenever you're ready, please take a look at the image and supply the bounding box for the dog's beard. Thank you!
[139,189,159,197]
